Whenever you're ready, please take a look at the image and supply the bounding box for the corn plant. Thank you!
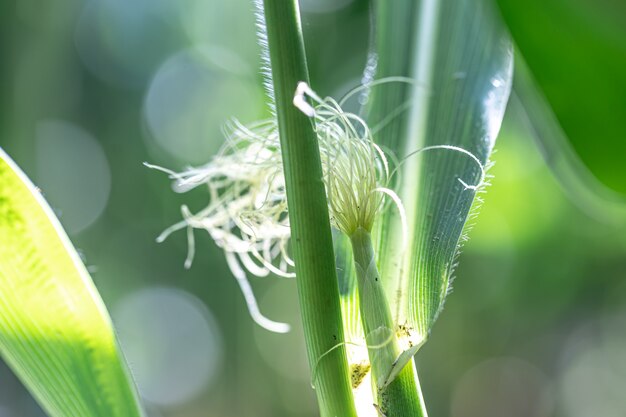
[0,0,514,416]
[151,0,512,415]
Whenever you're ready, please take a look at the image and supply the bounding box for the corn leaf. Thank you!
[365,0,513,366]
[512,62,626,224]
[495,0,626,195]
[494,0,626,224]
[0,148,144,417]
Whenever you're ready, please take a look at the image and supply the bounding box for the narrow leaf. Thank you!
[259,1,357,416]
[0,148,143,417]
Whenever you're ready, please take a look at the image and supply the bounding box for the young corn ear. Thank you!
[147,85,400,335]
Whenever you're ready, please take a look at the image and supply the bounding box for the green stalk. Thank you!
[260,1,357,416]
[350,227,427,416]
[364,0,431,414]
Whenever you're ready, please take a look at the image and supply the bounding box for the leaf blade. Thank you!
[368,0,513,347]
[0,148,143,417]
[495,0,626,194]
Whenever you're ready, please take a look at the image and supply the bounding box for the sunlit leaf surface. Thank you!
[0,148,143,417]
[364,0,513,367]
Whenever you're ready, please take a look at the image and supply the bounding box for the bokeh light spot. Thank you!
[143,47,263,164]
[35,119,111,234]
[75,0,180,88]
[560,345,626,417]
[253,281,310,382]
[112,287,223,406]
[559,312,626,417]
[451,357,554,417]
[180,0,258,63]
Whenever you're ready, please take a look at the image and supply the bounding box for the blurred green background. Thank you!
[0,1,625,416]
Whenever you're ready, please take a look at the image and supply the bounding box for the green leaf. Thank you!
[511,65,626,224]
[366,0,513,357]
[495,0,626,194]
[259,1,357,416]
[0,148,143,417]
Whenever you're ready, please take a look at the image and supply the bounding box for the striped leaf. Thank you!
[0,148,143,417]
[365,0,514,370]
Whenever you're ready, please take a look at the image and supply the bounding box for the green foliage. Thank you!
[259,1,357,416]
[367,0,513,361]
[0,149,143,417]
[496,0,626,193]
[0,0,624,416]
